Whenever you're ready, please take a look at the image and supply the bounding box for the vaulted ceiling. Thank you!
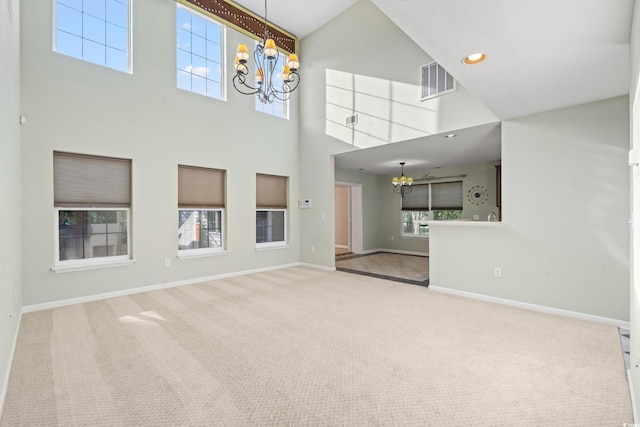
[232,0,634,174]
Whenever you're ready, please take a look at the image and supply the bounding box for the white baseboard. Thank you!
[376,248,429,257]
[629,369,638,424]
[334,245,348,249]
[0,311,22,420]
[429,285,630,329]
[22,262,303,314]
[299,263,336,272]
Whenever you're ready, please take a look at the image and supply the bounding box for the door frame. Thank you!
[335,182,363,254]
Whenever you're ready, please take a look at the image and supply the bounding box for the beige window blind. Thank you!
[178,165,225,208]
[401,184,429,210]
[53,152,131,207]
[431,181,463,210]
[256,174,287,209]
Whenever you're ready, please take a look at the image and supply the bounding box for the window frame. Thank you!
[176,2,227,101]
[255,208,288,249]
[177,208,226,258]
[420,61,456,102]
[54,207,132,271]
[254,46,290,120]
[401,181,463,238]
[53,0,133,73]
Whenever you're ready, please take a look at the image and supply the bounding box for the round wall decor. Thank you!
[467,185,489,205]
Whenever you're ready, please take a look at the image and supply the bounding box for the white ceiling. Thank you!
[232,0,634,175]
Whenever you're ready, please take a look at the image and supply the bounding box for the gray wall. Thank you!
[0,0,22,406]
[429,96,630,321]
[299,0,498,267]
[19,0,300,306]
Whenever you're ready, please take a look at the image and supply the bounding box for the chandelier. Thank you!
[392,162,413,197]
[233,0,300,104]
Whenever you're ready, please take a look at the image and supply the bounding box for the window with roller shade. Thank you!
[401,181,463,236]
[178,165,226,256]
[256,173,288,247]
[53,152,131,268]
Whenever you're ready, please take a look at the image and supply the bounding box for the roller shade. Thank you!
[54,152,131,207]
[256,173,287,209]
[178,165,225,208]
[401,184,429,211]
[431,181,463,210]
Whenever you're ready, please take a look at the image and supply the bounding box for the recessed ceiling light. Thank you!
[462,53,486,65]
[444,134,457,139]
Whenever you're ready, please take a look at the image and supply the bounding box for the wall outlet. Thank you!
[473,214,479,220]
[494,267,502,278]
[164,258,171,267]
[391,236,395,241]
[311,246,316,253]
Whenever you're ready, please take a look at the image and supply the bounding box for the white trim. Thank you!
[299,262,336,272]
[255,244,291,251]
[0,312,22,419]
[23,262,304,313]
[429,285,630,329]
[628,369,638,424]
[426,220,502,228]
[335,245,348,249]
[52,259,135,273]
[177,250,228,259]
[376,248,429,257]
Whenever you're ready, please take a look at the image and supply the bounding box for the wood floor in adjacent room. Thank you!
[0,267,632,426]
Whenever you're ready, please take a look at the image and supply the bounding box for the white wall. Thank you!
[299,0,498,267]
[629,0,640,415]
[20,0,300,305]
[0,0,22,407]
[430,96,630,321]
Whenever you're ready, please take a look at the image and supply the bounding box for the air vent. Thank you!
[345,114,358,126]
[421,61,456,101]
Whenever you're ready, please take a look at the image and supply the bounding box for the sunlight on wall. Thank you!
[326,69,442,148]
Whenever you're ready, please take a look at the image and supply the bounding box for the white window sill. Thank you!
[177,250,228,260]
[52,259,135,273]
[255,243,290,251]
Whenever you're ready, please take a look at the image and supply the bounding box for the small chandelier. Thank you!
[392,162,413,197]
[233,0,300,104]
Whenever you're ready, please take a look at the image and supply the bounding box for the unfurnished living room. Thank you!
[1,0,640,425]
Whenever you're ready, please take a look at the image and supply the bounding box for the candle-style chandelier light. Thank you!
[392,162,413,197]
[232,0,300,104]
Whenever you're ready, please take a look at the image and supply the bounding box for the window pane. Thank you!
[83,0,106,20]
[55,0,130,72]
[402,210,429,235]
[83,14,106,44]
[59,210,128,261]
[176,5,224,100]
[57,4,83,35]
[106,22,127,51]
[106,47,127,71]
[256,210,285,243]
[106,0,128,28]
[56,30,83,58]
[178,210,223,250]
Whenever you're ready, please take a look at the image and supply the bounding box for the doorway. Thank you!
[335,182,363,256]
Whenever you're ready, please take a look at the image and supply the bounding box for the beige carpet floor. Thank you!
[1,267,632,426]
